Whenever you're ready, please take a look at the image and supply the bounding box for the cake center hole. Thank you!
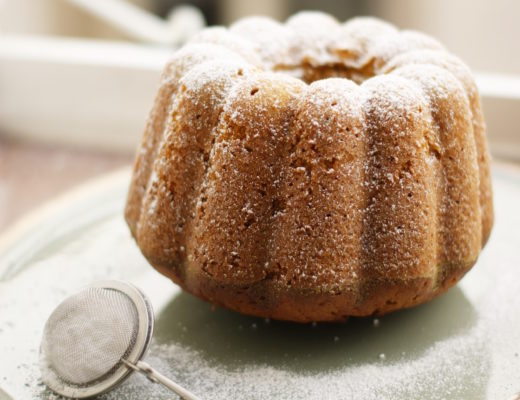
[273,61,375,85]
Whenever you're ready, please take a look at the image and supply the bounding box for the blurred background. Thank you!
[1,0,519,231]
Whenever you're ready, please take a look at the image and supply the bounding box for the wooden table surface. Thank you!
[0,137,133,232]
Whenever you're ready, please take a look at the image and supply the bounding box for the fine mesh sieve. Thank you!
[40,280,200,400]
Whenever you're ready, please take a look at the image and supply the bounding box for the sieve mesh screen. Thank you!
[41,287,138,385]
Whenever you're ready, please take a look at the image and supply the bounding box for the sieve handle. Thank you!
[122,359,202,400]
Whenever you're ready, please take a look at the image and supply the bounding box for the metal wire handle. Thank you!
[121,359,201,400]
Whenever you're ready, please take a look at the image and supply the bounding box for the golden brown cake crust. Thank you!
[125,12,493,322]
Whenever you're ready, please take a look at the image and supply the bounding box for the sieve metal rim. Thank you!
[40,280,154,399]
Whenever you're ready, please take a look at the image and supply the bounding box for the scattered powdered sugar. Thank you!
[285,11,343,66]
[183,10,457,84]
[99,323,489,400]
[188,27,262,66]
[229,15,296,68]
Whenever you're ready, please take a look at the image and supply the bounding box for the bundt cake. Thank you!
[125,11,493,322]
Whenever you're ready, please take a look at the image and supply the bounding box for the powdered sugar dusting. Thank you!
[217,11,447,75]
[230,16,295,68]
[160,43,247,85]
[285,11,342,66]
[102,328,487,400]
[370,30,445,73]
[188,27,262,66]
